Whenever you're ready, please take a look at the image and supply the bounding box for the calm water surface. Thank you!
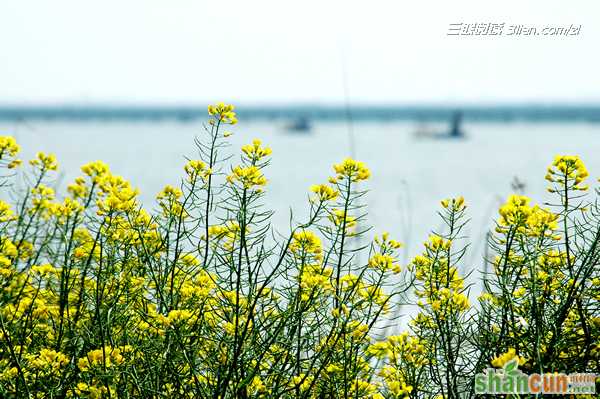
[3,119,600,271]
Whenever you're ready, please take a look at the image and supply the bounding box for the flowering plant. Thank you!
[0,104,598,398]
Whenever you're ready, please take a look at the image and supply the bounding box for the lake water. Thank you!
[3,119,600,271]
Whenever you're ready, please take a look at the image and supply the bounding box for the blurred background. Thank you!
[1,0,599,266]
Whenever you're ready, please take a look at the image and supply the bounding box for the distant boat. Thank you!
[448,111,465,138]
[286,116,311,133]
[413,111,465,139]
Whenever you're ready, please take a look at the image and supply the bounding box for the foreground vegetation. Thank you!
[0,104,599,398]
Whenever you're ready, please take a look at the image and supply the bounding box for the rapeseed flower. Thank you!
[329,208,357,232]
[290,230,322,258]
[309,183,338,202]
[241,139,272,162]
[440,196,466,211]
[226,165,267,189]
[29,152,58,171]
[1,105,598,399]
[0,201,15,222]
[374,232,403,250]
[81,160,110,182]
[368,253,401,273]
[184,159,211,182]
[0,136,20,158]
[29,349,69,373]
[7,159,21,169]
[207,102,237,124]
[491,348,527,368]
[546,154,589,191]
[333,158,371,182]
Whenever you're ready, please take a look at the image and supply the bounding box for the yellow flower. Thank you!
[207,102,237,124]
[523,205,558,238]
[68,177,89,199]
[387,380,413,397]
[31,184,56,212]
[498,194,532,228]
[96,175,139,215]
[248,375,267,395]
[451,291,470,311]
[351,323,370,339]
[369,253,401,273]
[290,230,322,258]
[424,234,451,252]
[227,165,267,189]
[50,197,84,221]
[0,201,15,222]
[329,209,357,232]
[441,196,466,211]
[491,348,527,368]
[367,341,391,359]
[326,364,343,374]
[75,382,113,398]
[538,250,567,270]
[78,346,126,371]
[374,232,403,250]
[546,155,589,190]
[241,139,272,162]
[497,195,559,237]
[208,221,246,250]
[184,160,211,182]
[350,379,377,396]
[81,160,110,182]
[291,374,313,392]
[7,159,22,169]
[208,221,241,238]
[310,184,338,202]
[333,158,371,182]
[479,292,494,302]
[31,263,57,277]
[30,348,69,372]
[166,309,194,325]
[156,185,188,218]
[156,185,183,201]
[0,136,20,158]
[29,152,58,171]
[299,264,333,299]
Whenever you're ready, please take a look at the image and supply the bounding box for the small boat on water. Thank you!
[285,116,311,133]
[448,111,465,138]
[413,111,466,140]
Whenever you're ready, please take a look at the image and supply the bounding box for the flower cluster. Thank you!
[0,136,21,168]
[496,194,559,237]
[184,159,212,183]
[309,184,339,202]
[368,232,403,274]
[546,154,589,191]
[241,139,272,163]
[332,157,371,182]
[440,195,466,211]
[226,165,267,189]
[491,348,527,368]
[96,174,139,215]
[289,230,322,259]
[208,102,237,125]
[29,151,58,171]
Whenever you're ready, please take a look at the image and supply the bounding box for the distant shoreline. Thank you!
[1,105,600,123]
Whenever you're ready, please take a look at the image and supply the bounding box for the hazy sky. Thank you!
[0,0,598,105]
